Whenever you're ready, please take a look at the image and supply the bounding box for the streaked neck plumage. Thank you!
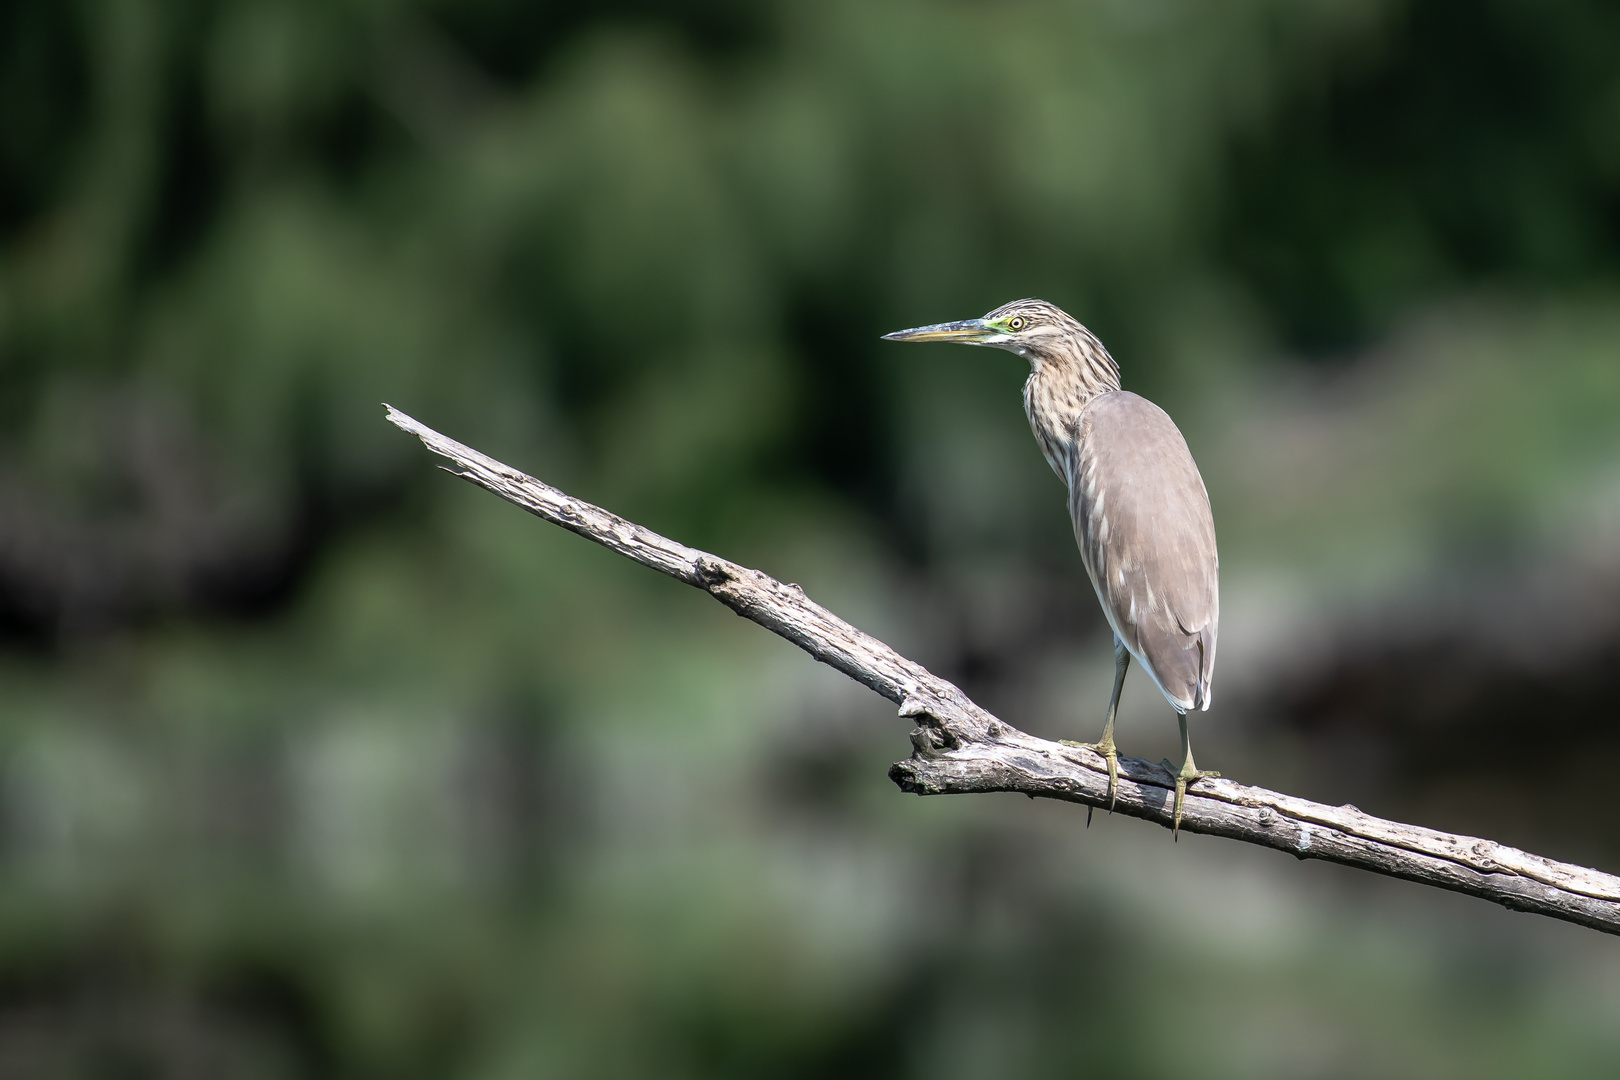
[1018,323,1121,488]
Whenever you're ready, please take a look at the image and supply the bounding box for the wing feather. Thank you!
[1069,392,1218,711]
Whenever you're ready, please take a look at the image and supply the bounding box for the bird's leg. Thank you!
[1062,638,1129,811]
[1162,710,1220,840]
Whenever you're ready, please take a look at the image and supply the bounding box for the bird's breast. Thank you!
[1022,372,1084,487]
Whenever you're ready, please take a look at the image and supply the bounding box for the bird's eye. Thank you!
[1009,316,1026,330]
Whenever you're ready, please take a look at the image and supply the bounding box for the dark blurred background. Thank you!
[3,0,1620,1075]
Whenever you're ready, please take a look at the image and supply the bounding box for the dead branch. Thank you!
[385,404,1620,936]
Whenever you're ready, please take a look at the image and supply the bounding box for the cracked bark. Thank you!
[386,404,1620,937]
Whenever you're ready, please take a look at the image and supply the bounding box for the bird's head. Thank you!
[882,298,1120,391]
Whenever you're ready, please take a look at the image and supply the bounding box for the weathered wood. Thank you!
[385,404,1620,937]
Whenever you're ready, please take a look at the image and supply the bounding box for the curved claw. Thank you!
[1167,711,1220,840]
[1061,737,1120,812]
[1167,766,1221,840]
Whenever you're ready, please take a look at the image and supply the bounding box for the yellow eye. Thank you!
[1009,316,1026,330]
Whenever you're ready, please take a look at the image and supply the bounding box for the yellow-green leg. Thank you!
[1162,710,1220,840]
[1062,637,1129,811]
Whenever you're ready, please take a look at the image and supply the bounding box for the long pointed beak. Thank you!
[881,318,996,344]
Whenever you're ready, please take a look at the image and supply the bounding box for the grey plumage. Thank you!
[1058,391,1217,713]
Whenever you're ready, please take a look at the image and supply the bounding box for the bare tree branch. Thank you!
[385,404,1620,936]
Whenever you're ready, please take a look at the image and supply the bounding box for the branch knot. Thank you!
[900,696,959,758]
[694,555,734,588]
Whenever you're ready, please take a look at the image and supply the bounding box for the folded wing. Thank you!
[1069,391,1218,712]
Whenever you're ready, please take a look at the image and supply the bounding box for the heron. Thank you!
[884,299,1219,835]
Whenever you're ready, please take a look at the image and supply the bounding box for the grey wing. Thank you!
[1069,392,1218,711]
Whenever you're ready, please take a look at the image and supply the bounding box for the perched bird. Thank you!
[884,299,1219,834]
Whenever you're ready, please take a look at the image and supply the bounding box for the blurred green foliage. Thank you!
[2,0,1620,1076]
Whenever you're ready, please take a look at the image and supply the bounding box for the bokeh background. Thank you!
[3,0,1620,1075]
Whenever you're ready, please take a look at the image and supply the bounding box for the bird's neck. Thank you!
[1022,360,1111,489]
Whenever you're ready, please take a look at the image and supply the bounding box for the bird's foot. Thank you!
[1159,758,1220,841]
[1061,734,1120,811]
